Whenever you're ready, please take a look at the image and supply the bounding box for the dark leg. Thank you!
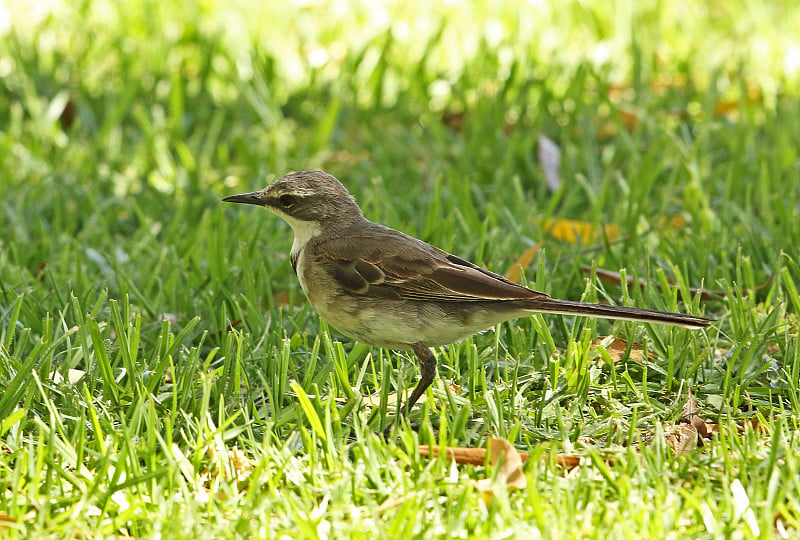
[402,343,437,416]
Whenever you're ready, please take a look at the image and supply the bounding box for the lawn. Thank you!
[1,1,799,537]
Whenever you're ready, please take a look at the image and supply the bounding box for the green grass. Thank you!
[2,0,800,537]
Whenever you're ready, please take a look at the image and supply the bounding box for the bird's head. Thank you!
[223,170,363,232]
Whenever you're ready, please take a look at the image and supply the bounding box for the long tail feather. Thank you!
[524,299,711,329]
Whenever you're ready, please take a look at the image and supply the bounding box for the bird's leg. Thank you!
[401,343,437,416]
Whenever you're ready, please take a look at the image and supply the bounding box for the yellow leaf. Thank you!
[658,214,687,229]
[504,243,542,283]
[542,218,620,244]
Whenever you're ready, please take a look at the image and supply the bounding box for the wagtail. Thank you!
[224,170,711,416]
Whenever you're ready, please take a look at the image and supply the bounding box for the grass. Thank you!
[2,0,800,537]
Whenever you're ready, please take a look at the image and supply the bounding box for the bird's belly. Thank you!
[313,297,512,349]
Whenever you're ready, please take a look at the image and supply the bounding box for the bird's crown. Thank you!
[264,170,351,199]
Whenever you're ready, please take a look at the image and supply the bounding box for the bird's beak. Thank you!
[222,191,264,206]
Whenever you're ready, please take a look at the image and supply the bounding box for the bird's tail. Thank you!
[523,298,711,329]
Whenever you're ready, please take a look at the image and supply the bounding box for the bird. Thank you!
[223,170,711,417]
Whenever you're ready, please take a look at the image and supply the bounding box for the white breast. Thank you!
[283,215,322,296]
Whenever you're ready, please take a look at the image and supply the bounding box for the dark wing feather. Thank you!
[318,223,549,303]
[333,260,370,294]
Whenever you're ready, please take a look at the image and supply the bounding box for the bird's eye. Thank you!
[278,194,296,208]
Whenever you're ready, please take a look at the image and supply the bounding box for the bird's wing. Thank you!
[316,226,550,303]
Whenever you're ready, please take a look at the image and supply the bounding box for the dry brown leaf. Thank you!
[274,291,291,307]
[550,453,582,469]
[714,100,740,116]
[35,261,48,282]
[442,110,465,132]
[665,424,701,455]
[542,218,620,244]
[682,389,699,418]
[420,445,496,466]
[230,446,255,483]
[593,336,655,365]
[597,110,641,137]
[504,243,542,283]
[688,414,712,442]
[740,418,766,435]
[660,388,715,455]
[618,110,639,130]
[503,117,517,135]
[204,444,256,490]
[418,444,581,470]
[597,124,616,138]
[59,96,77,130]
[487,437,527,490]
[714,86,761,118]
[682,388,711,443]
[649,415,764,457]
[475,437,527,499]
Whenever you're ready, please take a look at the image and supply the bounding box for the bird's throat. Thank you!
[285,217,322,282]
